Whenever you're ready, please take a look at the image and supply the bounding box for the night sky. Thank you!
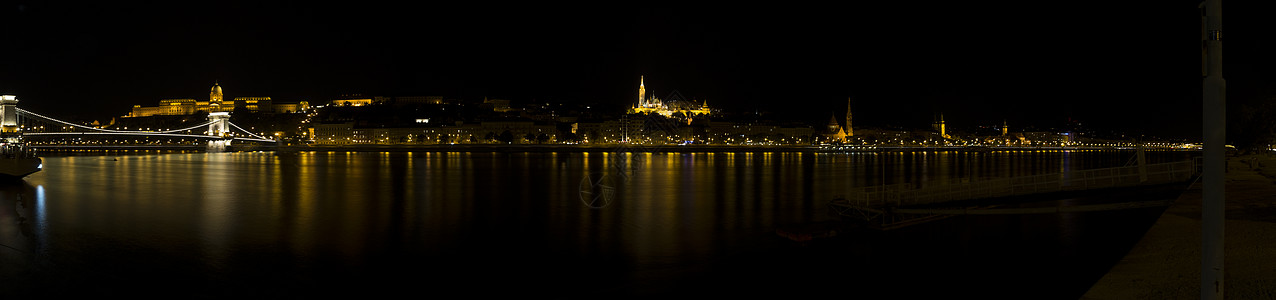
[0,1,1268,140]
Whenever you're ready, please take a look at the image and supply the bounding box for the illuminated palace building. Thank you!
[627,76,711,122]
[126,82,309,117]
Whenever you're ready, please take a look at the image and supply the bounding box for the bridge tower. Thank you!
[207,112,231,152]
[0,95,19,134]
[208,112,230,137]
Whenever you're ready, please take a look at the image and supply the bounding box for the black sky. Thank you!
[0,1,1267,140]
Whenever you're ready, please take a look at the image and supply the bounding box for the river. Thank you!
[0,149,1197,299]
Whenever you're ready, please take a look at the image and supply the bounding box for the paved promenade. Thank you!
[1082,154,1276,299]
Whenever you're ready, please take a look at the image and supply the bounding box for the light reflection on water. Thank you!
[0,150,1193,298]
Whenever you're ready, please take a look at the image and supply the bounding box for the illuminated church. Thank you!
[628,76,711,121]
[819,97,854,143]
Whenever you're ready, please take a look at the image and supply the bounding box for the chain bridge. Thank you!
[0,95,277,152]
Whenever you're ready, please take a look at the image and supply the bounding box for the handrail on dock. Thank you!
[835,160,1195,209]
[829,160,1198,230]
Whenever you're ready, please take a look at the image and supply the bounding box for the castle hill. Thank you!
[16,79,1205,153]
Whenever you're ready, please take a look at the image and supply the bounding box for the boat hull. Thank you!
[0,157,41,178]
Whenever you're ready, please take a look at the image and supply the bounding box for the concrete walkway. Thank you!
[1082,155,1276,299]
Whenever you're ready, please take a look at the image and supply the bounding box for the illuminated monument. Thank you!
[845,97,853,137]
[209,81,225,111]
[628,76,711,121]
[0,95,18,133]
[825,114,847,143]
[932,113,951,139]
[126,82,307,117]
[817,99,853,143]
[638,76,648,109]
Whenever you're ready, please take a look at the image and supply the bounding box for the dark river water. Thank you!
[0,149,1196,299]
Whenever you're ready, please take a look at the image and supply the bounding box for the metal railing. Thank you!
[839,160,1197,208]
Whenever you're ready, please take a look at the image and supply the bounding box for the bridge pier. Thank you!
[207,139,231,152]
[207,112,231,152]
[0,95,18,134]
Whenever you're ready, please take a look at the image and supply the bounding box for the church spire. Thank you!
[638,76,646,107]
[933,112,948,139]
[845,97,853,137]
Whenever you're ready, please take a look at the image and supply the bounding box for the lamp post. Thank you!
[1201,0,1225,299]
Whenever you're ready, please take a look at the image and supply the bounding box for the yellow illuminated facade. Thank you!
[627,76,711,121]
[638,76,646,108]
[483,97,514,112]
[274,101,311,113]
[933,113,951,139]
[209,81,225,111]
[126,82,308,117]
[331,99,372,106]
[0,95,18,133]
[233,97,272,113]
[822,113,847,143]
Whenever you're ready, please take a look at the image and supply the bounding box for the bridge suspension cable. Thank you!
[16,108,215,134]
[24,132,220,139]
[17,108,128,132]
[155,121,218,134]
[232,137,279,143]
[16,108,276,143]
[227,121,273,141]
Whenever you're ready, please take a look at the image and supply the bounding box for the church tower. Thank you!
[210,81,224,111]
[933,113,949,139]
[638,76,646,107]
[845,97,853,137]
[1001,120,1009,136]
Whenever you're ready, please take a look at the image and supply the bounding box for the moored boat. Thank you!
[0,136,41,179]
